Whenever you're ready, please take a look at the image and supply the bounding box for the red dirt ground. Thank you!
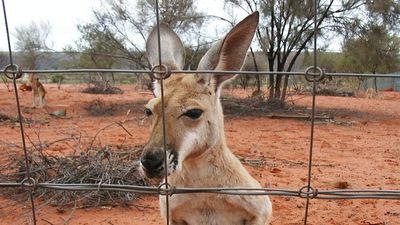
[0,83,399,225]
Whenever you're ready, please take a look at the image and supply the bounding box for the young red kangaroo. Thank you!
[27,73,46,108]
[140,12,272,225]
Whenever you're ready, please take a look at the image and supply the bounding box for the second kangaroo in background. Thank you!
[28,73,46,108]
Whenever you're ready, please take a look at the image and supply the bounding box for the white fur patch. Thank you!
[176,131,199,172]
[153,81,161,97]
[166,149,178,175]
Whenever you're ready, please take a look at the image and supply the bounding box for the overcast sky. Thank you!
[0,0,232,52]
[0,0,101,51]
[0,0,339,53]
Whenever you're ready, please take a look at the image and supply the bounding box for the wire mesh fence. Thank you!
[1,0,400,224]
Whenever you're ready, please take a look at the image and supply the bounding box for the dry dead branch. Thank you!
[0,145,146,208]
[0,117,147,208]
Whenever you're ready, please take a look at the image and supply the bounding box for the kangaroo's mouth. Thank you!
[141,164,164,179]
[140,149,178,179]
[167,150,178,174]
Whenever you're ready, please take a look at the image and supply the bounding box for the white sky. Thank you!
[0,0,103,51]
[0,0,339,52]
[0,0,231,51]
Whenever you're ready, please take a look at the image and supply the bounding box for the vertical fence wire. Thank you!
[154,0,171,225]
[1,0,37,224]
[303,0,319,224]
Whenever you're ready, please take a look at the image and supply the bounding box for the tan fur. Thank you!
[19,83,32,92]
[27,73,46,108]
[140,12,272,225]
[365,88,377,99]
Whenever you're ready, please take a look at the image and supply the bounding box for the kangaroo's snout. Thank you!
[140,147,165,178]
[141,151,164,171]
[140,146,179,179]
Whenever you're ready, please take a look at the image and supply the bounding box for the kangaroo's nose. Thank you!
[140,151,164,171]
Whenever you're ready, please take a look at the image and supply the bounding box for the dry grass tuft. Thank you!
[0,145,147,208]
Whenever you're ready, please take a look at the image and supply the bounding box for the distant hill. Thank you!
[0,51,76,70]
[0,51,138,71]
[242,51,305,72]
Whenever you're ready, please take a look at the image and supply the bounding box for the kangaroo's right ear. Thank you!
[196,12,259,92]
[146,23,186,70]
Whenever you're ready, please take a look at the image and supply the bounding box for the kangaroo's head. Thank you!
[140,12,259,179]
[27,73,39,86]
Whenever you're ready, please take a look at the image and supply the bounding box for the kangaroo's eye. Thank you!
[183,109,203,120]
[144,108,153,117]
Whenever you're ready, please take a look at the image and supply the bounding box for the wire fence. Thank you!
[1,0,400,224]
[4,68,400,77]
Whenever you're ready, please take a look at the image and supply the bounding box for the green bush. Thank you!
[49,74,65,83]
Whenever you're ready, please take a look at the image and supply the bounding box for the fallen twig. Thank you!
[62,200,77,225]
[267,113,333,120]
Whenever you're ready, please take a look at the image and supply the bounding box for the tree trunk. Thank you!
[111,72,116,87]
[280,74,290,104]
[57,78,62,90]
[88,74,92,88]
[250,48,261,94]
[274,75,282,99]
[268,75,275,100]
[1,75,11,92]
[373,72,378,93]
[268,56,275,101]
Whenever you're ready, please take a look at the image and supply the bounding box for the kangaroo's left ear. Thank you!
[146,23,185,70]
[196,12,259,91]
[146,23,185,97]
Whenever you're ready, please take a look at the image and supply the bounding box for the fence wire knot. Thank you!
[304,66,325,82]
[21,177,37,190]
[157,182,175,196]
[97,181,103,192]
[299,185,318,199]
[3,64,23,79]
[150,64,171,80]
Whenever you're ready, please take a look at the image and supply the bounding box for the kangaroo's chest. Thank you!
[162,194,252,225]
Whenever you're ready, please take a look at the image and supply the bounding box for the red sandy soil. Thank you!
[0,83,399,225]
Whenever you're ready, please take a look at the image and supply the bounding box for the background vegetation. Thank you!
[1,0,399,104]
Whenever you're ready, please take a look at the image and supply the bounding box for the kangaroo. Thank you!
[139,12,272,225]
[19,83,32,92]
[27,73,46,108]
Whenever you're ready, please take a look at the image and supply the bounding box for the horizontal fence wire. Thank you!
[2,68,399,78]
[1,182,400,200]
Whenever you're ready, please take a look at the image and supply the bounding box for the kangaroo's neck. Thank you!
[170,139,236,186]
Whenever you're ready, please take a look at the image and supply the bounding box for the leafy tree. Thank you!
[339,25,400,91]
[76,24,120,69]
[337,0,400,92]
[74,23,128,86]
[337,0,400,39]
[14,21,52,69]
[365,0,400,32]
[302,51,342,72]
[224,0,367,105]
[0,53,11,91]
[341,26,399,74]
[75,0,205,69]
[0,52,8,68]
[71,0,206,90]
[49,74,65,90]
